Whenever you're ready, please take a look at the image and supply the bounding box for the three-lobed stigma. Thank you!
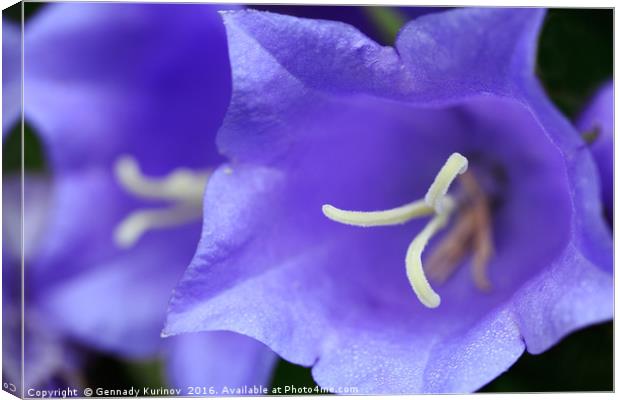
[113,155,211,248]
[322,152,490,309]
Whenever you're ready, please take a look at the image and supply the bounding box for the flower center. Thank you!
[113,155,211,248]
[322,152,495,308]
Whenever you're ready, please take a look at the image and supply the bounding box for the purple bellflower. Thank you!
[2,17,20,135]
[253,5,449,44]
[576,81,613,222]
[5,3,276,392]
[3,176,65,394]
[164,8,613,393]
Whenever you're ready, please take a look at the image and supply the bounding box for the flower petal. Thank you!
[519,78,612,274]
[252,5,448,45]
[3,17,21,135]
[508,243,612,354]
[22,2,237,360]
[25,3,231,172]
[3,176,77,392]
[27,171,202,358]
[163,95,580,390]
[575,81,613,221]
[395,8,545,101]
[164,332,277,394]
[216,8,547,163]
[313,307,525,393]
[38,217,200,357]
[216,9,413,163]
[28,169,135,283]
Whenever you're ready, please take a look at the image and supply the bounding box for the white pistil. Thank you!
[424,152,468,213]
[405,197,454,308]
[113,155,211,248]
[322,199,434,227]
[321,152,467,308]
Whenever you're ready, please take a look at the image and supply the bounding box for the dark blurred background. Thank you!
[3,2,613,394]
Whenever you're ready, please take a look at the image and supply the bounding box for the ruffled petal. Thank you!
[313,307,525,393]
[508,243,612,354]
[575,81,613,221]
[252,5,448,44]
[216,9,413,163]
[518,78,612,274]
[216,8,546,163]
[396,8,545,101]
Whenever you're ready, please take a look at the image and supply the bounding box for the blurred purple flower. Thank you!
[3,176,69,395]
[163,8,613,393]
[5,3,276,392]
[576,81,613,222]
[2,18,20,135]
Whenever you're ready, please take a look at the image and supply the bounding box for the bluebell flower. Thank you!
[164,8,613,393]
[5,3,276,392]
[3,175,69,395]
[2,15,20,136]
[576,81,613,222]
[253,5,449,44]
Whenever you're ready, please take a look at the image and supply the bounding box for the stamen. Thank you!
[322,199,434,227]
[115,155,210,205]
[114,206,202,248]
[113,155,211,248]
[472,221,493,291]
[321,152,470,308]
[405,197,455,308]
[424,152,468,213]
[425,211,476,284]
[461,172,494,291]
[425,170,495,290]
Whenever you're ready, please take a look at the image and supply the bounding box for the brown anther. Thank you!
[425,170,495,292]
[461,171,494,291]
[426,211,474,284]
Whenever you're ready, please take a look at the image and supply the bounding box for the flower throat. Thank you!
[113,155,211,248]
[322,153,494,308]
